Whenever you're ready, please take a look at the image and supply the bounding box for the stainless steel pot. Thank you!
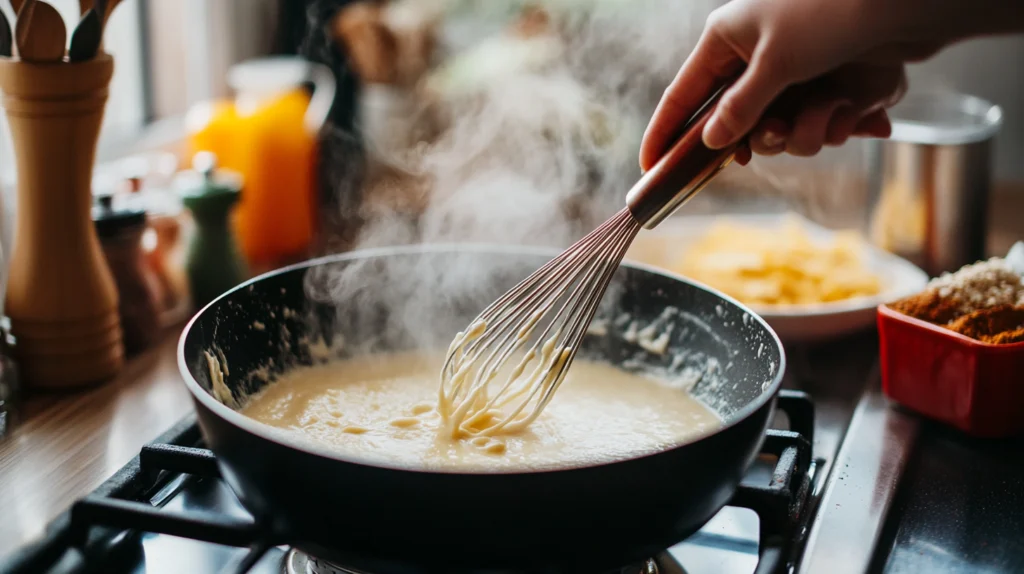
[866,92,1003,276]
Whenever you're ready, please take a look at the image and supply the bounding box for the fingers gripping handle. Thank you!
[627,80,740,229]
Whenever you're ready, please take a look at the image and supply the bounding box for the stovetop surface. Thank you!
[875,421,1024,574]
[23,332,1023,574]
[124,474,769,574]
[3,390,818,574]
[7,326,886,574]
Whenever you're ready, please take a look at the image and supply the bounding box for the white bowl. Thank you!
[625,213,929,342]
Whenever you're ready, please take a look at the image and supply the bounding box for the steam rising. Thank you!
[304,0,868,348]
[364,1,720,238]
[305,0,719,346]
[740,147,871,231]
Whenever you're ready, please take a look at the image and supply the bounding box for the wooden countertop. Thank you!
[0,189,1021,560]
[0,329,193,557]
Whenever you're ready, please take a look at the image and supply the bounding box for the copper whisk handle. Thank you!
[626,80,740,229]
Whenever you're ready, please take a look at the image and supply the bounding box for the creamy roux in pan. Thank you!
[240,352,722,471]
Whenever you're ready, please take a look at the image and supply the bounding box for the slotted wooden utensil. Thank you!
[79,0,114,54]
[15,0,66,63]
[0,9,12,57]
[79,0,109,19]
[103,0,118,23]
[68,7,101,61]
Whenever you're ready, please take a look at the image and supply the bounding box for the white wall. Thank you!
[148,0,279,118]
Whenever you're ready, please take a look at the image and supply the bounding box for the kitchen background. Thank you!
[0,0,1021,300]
[0,3,1022,572]
[2,0,1015,263]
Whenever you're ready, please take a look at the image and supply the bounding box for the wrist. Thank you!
[958,0,1024,37]
[883,0,1024,44]
[862,0,940,43]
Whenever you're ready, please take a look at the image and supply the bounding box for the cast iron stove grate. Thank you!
[0,391,814,574]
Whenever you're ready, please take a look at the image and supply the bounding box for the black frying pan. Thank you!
[178,245,787,573]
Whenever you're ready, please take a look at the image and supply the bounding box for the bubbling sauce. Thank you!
[240,351,722,471]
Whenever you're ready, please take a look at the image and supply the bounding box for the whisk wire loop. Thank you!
[439,208,641,437]
[438,77,739,438]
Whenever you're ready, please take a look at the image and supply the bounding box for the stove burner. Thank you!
[283,549,664,574]
[0,392,812,574]
[285,550,365,574]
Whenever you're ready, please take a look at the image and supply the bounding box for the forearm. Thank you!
[886,0,1024,44]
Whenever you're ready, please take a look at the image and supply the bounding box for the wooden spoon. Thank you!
[10,0,25,15]
[15,0,66,62]
[101,0,117,25]
[68,7,101,61]
[0,9,12,57]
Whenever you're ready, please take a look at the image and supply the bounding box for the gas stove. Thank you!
[0,391,818,574]
[7,332,1021,574]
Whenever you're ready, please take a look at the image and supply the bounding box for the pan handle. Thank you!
[776,389,816,446]
[730,424,814,574]
[752,541,785,574]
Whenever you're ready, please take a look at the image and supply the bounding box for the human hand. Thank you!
[639,0,950,168]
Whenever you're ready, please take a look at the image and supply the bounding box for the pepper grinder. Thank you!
[179,152,248,310]
[0,55,124,389]
[0,248,17,438]
[93,195,163,356]
[0,329,19,438]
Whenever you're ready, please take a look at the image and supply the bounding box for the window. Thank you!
[0,0,148,163]
[0,0,285,175]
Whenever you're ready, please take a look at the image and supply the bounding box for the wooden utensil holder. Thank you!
[0,54,124,389]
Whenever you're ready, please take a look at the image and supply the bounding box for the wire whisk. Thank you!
[438,81,740,438]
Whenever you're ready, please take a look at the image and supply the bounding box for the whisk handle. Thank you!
[626,80,740,229]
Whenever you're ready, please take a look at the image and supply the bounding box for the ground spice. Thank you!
[889,289,962,324]
[927,257,1024,314]
[946,305,1024,344]
[889,256,1024,345]
[990,327,1024,345]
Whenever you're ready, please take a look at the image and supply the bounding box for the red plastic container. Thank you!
[878,304,1024,437]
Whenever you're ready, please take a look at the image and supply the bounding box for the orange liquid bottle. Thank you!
[186,99,240,172]
[186,57,335,273]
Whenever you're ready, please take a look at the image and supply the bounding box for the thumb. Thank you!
[703,51,791,149]
[640,30,745,171]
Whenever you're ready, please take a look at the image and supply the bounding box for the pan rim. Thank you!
[177,243,787,476]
